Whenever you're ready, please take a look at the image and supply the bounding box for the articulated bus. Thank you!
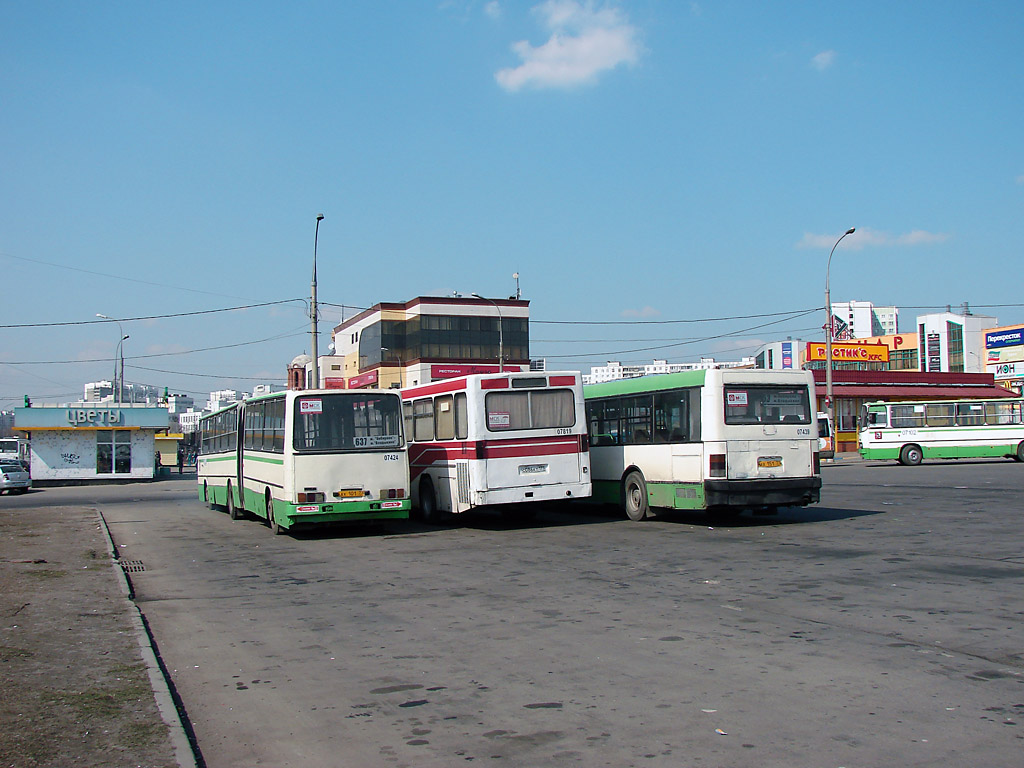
[197,389,410,533]
[584,369,822,520]
[859,397,1024,465]
[401,371,591,521]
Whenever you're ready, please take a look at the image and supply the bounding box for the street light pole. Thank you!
[825,227,856,428]
[471,294,504,370]
[96,314,126,404]
[117,334,129,404]
[311,213,324,390]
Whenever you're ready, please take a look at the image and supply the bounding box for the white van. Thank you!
[817,412,834,460]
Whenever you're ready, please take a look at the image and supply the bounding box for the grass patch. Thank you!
[122,720,170,749]
[26,569,68,579]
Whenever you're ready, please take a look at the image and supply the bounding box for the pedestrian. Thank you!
[177,447,184,474]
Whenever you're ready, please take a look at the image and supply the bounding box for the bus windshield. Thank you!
[724,386,811,425]
[293,393,404,452]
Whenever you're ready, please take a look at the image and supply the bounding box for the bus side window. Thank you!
[654,389,689,443]
[403,402,414,441]
[454,393,469,440]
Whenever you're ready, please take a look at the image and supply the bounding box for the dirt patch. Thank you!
[0,505,177,768]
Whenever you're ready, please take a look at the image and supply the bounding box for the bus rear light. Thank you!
[709,454,726,478]
[297,491,325,503]
[813,451,821,474]
[579,434,589,453]
[381,488,406,499]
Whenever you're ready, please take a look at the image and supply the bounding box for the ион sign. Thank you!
[806,343,889,363]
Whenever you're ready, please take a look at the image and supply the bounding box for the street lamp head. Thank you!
[316,213,324,221]
[471,293,482,299]
[96,313,108,319]
[845,227,856,235]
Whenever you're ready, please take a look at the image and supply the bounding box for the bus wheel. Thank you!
[204,482,216,510]
[225,483,239,518]
[228,485,244,520]
[1015,442,1024,462]
[899,445,923,466]
[622,471,650,521]
[419,477,440,524]
[266,495,283,535]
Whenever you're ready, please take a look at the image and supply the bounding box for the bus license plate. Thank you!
[335,489,364,499]
[519,464,548,475]
[758,457,783,468]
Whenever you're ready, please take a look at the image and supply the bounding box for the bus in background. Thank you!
[0,438,27,468]
[859,398,1024,465]
[198,389,410,533]
[817,412,835,460]
[401,371,591,521]
[585,369,821,520]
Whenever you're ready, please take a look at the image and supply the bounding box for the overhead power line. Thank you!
[531,308,823,325]
[544,308,821,359]
[0,328,306,365]
[0,249,261,300]
[0,299,306,329]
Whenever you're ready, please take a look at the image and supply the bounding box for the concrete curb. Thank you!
[95,507,198,768]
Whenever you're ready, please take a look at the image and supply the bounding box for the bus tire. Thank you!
[899,445,923,466]
[418,477,440,524]
[622,470,650,521]
[226,483,243,519]
[226,483,243,520]
[1015,442,1024,462]
[204,482,216,510]
[266,495,283,535]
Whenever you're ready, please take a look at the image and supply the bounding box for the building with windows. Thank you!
[828,301,899,339]
[583,357,754,385]
[207,390,244,413]
[318,296,531,390]
[83,380,160,404]
[916,310,994,373]
[14,404,170,484]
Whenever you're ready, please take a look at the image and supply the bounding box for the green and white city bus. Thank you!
[859,397,1024,465]
[584,369,822,520]
[198,389,410,533]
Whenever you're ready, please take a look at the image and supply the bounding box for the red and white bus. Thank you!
[401,371,591,520]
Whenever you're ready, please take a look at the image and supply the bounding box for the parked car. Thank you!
[0,461,31,494]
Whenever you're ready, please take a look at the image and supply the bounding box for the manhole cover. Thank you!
[119,559,146,573]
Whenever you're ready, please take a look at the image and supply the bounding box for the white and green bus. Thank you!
[197,389,410,533]
[859,397,1024,465]
[584,369,822,520]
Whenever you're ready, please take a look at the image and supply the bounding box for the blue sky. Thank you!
[2,1,1022,406]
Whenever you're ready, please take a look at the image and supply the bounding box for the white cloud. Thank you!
[811,50,836,71]
[495,0,640,92]
[621,306,660,318]
[797,228,950,251]
[484,1,502,20]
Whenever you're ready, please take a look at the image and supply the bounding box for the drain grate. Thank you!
[119,559,146,573]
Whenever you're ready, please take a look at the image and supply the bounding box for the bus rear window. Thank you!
[485,390,576,431]
[724,386,810,425]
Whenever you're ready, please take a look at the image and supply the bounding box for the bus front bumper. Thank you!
[704,476,822,509]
